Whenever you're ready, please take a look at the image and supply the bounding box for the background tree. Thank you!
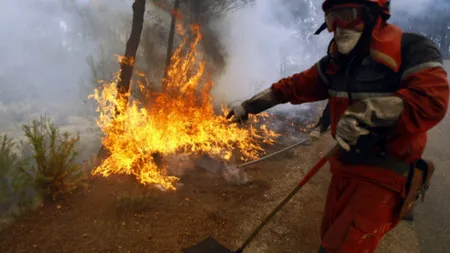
[116,0,146,114]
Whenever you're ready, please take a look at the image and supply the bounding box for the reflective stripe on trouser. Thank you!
[320,174,402,253]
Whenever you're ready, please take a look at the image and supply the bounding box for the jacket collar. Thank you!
[369,19,403,72]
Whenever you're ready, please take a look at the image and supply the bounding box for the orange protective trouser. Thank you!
[319,173,403,253]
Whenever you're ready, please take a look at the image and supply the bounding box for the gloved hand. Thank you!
[226,103,249,122]
[226,88,281,122]
[336,96,404,151]
[309,126,322,141]
[336,116,370,151]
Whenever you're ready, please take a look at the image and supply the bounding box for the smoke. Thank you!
[390,0,450,30]
[1,1,94,113]
[0,0,138,160]
[391,0,435,17]
[391,0,433,14]
[209,0,332,128]
[212,0,331,108]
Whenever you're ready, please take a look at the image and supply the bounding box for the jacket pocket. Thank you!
[356,66,387,83]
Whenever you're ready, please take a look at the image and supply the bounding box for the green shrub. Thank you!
[0,135,19,208]
[0,135,18,178]
[21,116,85,202]
[0,135,32,219]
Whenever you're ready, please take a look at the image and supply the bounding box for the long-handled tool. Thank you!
[183,144,340,253]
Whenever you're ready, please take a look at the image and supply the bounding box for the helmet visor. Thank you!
[325,5,364,31]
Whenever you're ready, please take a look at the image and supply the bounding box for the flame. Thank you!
[89,24,279,190]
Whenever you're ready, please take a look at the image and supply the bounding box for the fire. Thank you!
[89,24,279,190]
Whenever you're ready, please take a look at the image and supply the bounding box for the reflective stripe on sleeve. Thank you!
[401,62,444,80]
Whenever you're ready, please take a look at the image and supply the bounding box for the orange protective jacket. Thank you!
[271,22,449,194]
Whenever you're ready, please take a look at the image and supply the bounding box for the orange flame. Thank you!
[89,24,279,190]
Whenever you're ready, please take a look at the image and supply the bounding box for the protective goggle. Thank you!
[325,5,364,31]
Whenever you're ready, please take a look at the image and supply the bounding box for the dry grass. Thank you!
[114,192,156,216]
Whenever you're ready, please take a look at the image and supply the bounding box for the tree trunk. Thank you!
[97,0,146,160]
[116,0,146,115]
[163,0,181,91]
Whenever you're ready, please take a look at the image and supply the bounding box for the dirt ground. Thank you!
[0,126,447,253]
[1,65,449,253]
[0,131,322,253]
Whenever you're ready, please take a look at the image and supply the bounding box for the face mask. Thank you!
[334,26,362,55]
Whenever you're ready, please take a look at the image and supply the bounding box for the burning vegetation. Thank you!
[89,24,279,190]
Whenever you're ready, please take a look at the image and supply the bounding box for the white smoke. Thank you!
[390,0,450,31]
[0,0,138,160]
[1,1,94,110]
[212,0,331,107]
[391,0,435,16]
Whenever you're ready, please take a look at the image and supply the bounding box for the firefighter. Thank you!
[227,0,449,252]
